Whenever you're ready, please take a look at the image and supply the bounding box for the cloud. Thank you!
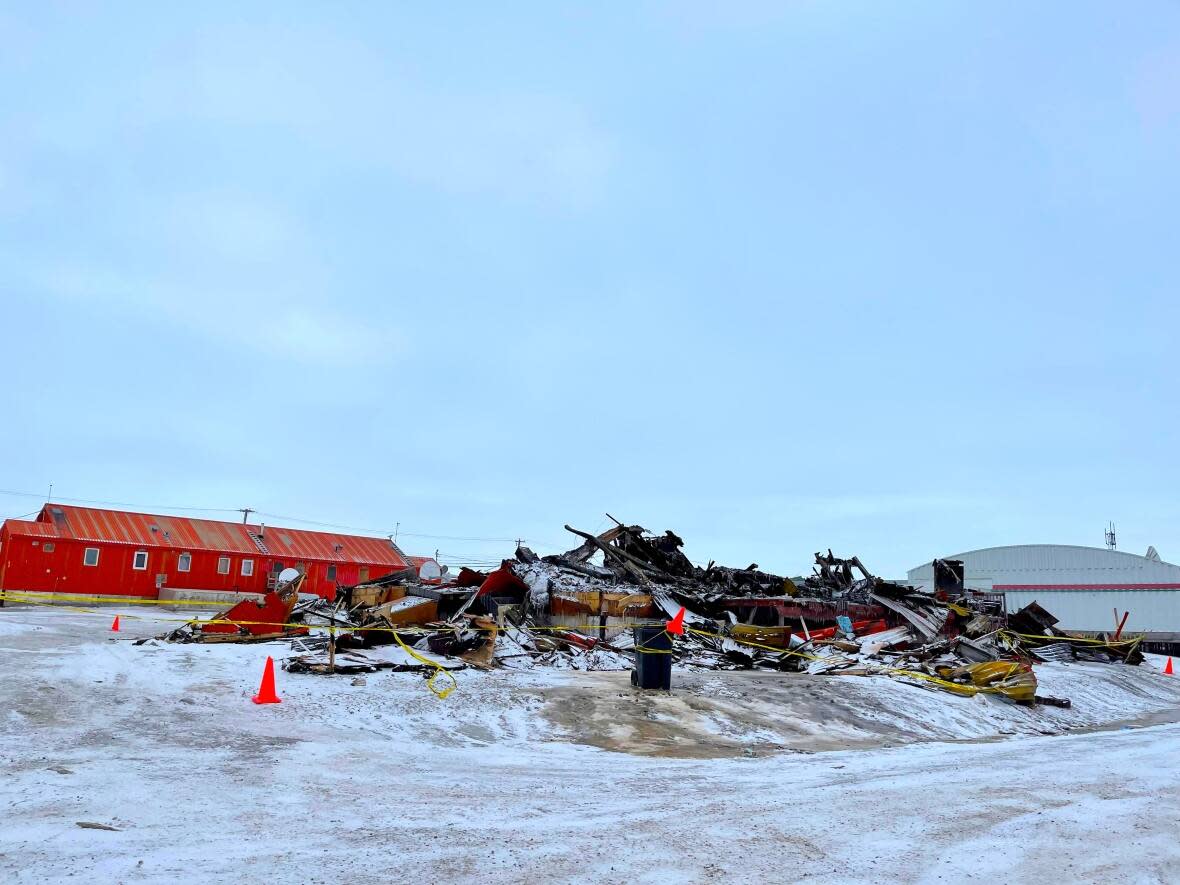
[267,308,400,365]
[378,91,616,210]
[161,192,298,264]
[128,27,618,210]
[1133,42,1180,133]
[20,261,403,368]
[0,20,618,365]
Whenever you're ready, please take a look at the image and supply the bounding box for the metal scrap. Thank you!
[146,516,1164,715]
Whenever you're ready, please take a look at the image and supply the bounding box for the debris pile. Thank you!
[154,516,1146,709]
[160,572,311,642]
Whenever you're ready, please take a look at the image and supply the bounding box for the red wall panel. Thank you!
[0,530,401,601]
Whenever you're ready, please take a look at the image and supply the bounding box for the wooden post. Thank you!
[328,626,336,674]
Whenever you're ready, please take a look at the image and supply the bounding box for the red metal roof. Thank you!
[4,504,409,568]
[1,519,57,537]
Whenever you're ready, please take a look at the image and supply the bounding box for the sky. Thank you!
[1,2,1178,577]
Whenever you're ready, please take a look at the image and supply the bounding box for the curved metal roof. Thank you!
[907,543,1180,589]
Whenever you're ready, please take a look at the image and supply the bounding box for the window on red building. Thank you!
[133,551,148,570]
[83,547,100,567]
[177,553,192,572]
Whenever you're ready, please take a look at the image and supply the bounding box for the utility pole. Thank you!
[394,522,400,543]
[47,482,53,503]
[239,507,255,525]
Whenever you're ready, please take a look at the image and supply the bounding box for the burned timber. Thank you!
[146,515,1148,710]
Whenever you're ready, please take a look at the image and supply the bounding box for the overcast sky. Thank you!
[2,3,1178,577]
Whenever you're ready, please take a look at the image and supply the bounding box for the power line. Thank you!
[0,486,532,548]
[0,488,240,514]
[252,511,519,542]
[0,486,547,554]
[2,509,41,521]
[435,553,506,562]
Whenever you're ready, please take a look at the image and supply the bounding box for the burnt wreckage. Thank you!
[155,516,1145,705]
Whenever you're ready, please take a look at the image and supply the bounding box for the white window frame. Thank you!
[83,547,100,567]
[177,552,192,573]
[217,555,230,575]
[132,550,149,571]
[241,558,254,577]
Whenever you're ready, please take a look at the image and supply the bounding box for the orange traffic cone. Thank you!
[666,606,686,636]
[111,615,120,632]
[1165,657,1174,676]
[252,656,282,704]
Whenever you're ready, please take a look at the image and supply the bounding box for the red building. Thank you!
[0,504,426,601]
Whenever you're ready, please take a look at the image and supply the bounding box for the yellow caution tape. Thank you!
[0,591,807,655]
[391,631,457,700]
[632,628,675,655]
[999,629,1143,646]
[686,626,826,662]
[0,590,1049,702]
[0,591,275,607]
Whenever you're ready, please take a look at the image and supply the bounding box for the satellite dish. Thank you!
[277,567,301,584]
[418,560,443,581]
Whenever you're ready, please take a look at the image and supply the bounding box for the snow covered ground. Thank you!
[2,606,1180,883]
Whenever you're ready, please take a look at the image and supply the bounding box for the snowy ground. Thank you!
[2,607,1180,883]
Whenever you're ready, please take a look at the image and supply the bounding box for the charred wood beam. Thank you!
[562,525,626,564]
[563,524,654,585]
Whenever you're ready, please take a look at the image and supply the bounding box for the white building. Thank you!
[906,544,1180,637]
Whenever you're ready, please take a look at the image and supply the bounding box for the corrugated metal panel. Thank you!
[1,519,58,537]
[40,504,256,552]
[258,525,406,566]
[908,544,1180,588]
[904,545,1180,633]
[12,504,407,568]
[1000,589,1180,633]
